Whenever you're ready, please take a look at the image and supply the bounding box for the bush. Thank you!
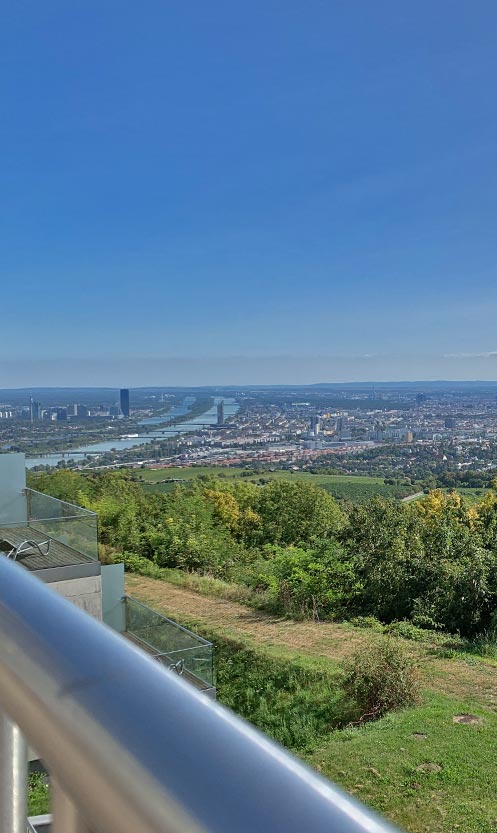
[123,552,164,578]
[343,640,420,721]
[384,620,426,641]
[242,541,356,620]
[349,615,384,632]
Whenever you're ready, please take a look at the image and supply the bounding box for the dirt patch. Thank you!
[416,763,443,773]
[453,714,484,725]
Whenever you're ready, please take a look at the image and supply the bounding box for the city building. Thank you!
[120,388,130,418]
[29,397,42,422]
[310,415,321,436]
[217,400,225,426]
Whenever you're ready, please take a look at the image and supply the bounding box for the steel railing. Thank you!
[0,556,400,833]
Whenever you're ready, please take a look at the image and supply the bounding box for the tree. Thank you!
[255,481,344,546]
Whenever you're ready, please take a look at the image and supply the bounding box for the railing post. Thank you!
[0,714,27,833]
[52,780,91,833]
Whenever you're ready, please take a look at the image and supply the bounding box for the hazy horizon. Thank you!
[2,353,497,388]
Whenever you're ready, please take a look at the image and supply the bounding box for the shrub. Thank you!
[243,541,356,620]
[349,615,384,632]
[384,620,426,641]
[343,640,420,722]
[123,552,164,578]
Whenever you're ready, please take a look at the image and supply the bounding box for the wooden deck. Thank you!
[0,525,92,570]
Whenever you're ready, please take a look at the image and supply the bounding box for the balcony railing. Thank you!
[124,596,214,691]
[26,488,98,561]
[0,489,98,568]
[0,556,400,833]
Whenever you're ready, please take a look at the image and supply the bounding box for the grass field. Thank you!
[445,487,491,505]
[135,466,416,502]
[127,573,497,833]
[136,466,390,484]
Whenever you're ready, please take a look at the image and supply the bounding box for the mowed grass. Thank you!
[127,574,497,833]
[310,693,497,833]
[135,466,416,502]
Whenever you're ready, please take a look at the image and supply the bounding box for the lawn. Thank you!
[310,693,497,833]
[127,573,497,833]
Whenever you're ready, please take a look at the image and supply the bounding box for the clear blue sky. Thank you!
[2,1,497,386]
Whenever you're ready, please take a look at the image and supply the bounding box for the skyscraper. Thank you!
[310,415,320,436]
[217,401,225,426]
[120,389,130,418]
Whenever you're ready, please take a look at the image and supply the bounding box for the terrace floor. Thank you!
[0,526,93,571]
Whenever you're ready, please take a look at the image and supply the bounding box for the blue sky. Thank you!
[2,1,497,386]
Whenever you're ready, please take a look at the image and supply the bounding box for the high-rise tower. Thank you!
[217,401,225,426]
[310,415,320,436]
[120,389,130,418]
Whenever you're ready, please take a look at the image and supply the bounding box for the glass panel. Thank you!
[125,597,214,688]
[156,645,214,687]
[26,489,98,561]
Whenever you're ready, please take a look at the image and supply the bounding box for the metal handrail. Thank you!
[0,557,400,833]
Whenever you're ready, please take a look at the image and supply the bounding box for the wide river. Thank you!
[25,397,239,469]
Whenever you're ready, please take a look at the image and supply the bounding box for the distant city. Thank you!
[3,388,132,423]
[2,383,497,489]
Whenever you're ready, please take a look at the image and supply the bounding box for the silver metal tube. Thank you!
[52,780,91,833]
[0,557,400,833]
[0,714,27,833]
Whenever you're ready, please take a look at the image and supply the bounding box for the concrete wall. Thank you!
[0,452,27,525]
[49,575,103,621]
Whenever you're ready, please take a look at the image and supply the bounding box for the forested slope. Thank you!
[30,468,497,637]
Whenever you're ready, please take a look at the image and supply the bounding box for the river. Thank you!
[25,397,239,469]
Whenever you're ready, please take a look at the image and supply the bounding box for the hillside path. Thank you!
[126,574,497,708]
